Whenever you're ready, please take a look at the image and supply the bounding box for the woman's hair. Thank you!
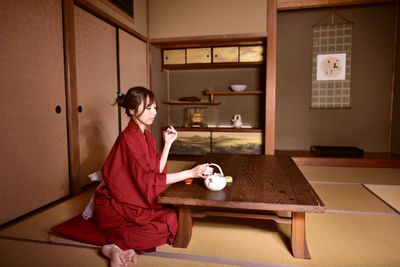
[115,86,157,118]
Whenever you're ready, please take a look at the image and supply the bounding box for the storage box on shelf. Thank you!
[162,45,264,69]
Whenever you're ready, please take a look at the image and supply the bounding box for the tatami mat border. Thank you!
[0,235,99,250]
[324,209,399,216]
[309,181,361,185]
[362,184,400,215]
[149,251,296,267]
[0,235,296,267]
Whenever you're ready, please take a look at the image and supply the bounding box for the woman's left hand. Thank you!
[164,126,177,144]
[190,164,214,178]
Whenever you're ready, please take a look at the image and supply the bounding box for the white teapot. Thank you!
[204,163,227,191]
[232,114,242,128]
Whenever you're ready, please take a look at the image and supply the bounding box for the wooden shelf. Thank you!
[162,62,264,70]
[162,100,222,105]
[163,126,263,132]
[150,33,267,49]
[204,90,262,95]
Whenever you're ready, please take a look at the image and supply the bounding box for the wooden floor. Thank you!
[0,162,399,267]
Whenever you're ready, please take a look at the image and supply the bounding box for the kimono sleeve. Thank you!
[121,135,167,208]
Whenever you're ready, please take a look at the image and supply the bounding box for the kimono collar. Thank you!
[126,119,156,168]
[126,119,152,140]
[127,119,144,133]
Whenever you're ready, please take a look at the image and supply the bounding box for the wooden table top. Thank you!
[158,154,325,213]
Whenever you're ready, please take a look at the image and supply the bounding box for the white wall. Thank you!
[149,0,267,38]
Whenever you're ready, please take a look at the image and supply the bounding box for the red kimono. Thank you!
[93,120,178,251]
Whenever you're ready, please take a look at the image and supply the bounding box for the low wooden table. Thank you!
[158,154,325,259]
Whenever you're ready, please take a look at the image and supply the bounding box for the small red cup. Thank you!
[184,178,194,185]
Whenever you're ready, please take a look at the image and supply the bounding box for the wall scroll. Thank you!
[311,12,353,109]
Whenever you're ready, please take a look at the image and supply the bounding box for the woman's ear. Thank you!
[129,109,134,116]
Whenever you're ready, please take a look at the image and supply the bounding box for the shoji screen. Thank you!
[0,0,69,224]
[74,6,119,186]
[118,29,148,129]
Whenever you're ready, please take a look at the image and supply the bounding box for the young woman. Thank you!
[93,87,212,267]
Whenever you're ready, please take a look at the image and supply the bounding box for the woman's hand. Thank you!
[166,163,214,185]
[163,126,177,145]
[190,163,214,179]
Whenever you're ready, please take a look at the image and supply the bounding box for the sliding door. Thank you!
[118,29,148,129]
[74,6,119,186]
[0,0,69,224]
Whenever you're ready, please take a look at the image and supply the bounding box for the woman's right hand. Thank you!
[163,126,177,145]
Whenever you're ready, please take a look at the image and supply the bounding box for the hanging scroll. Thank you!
[311,12,353,109]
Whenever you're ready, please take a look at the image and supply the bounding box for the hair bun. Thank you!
[116,92,126,107]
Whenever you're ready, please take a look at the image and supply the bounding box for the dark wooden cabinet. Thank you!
[153,35,268,155]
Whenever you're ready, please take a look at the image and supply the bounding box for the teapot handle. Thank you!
[207,163,224,176]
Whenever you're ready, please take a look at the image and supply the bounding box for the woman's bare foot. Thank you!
[121,249,137,264]
[101,244,137,266]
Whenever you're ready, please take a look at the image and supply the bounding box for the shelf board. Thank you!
[162,126,263,132]
[162,100,222,105]
[150,33,267,49]
[163,62,264,70]
[204,90,262,95]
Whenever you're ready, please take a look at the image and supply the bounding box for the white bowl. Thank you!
[229,84,247,92]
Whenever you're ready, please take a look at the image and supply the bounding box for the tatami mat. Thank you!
[364,184,400,213]
[310,183,396,214]
[159,217,295,264]
[299,166,400,185]
[303,213,400,267]
[2,163,400,267]
[0,238,237,267]
[0,238,107,267]
[159,213,400,267]
[0,188,95,241]
[4,212,399,267]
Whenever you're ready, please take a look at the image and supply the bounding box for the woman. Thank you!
[93,87,212,267]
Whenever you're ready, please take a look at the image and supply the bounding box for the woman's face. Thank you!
[135,97,157,127]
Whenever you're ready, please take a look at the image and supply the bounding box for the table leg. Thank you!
[291,212,311,259]
[173,207,192,248]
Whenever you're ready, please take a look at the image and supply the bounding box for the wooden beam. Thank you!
[388,4,399,152]
[278,0,398,11]
[150,33,267,49]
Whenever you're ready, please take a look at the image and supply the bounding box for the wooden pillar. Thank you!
[265,0,277,155]
[62,0,81,194]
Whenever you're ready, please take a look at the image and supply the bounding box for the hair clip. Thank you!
[116,91,123,97]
